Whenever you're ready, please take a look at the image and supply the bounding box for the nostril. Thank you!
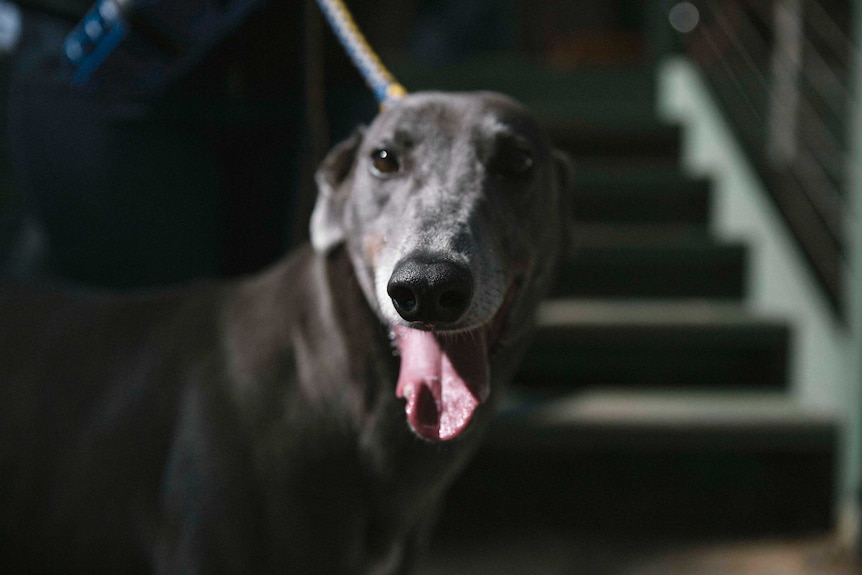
[434,266,473,322]
[389,285,418,313]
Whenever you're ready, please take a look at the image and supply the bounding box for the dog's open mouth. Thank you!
[392,283,518,442]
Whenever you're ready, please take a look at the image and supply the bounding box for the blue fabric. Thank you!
[7,7,309,288]
[63,0,264,96]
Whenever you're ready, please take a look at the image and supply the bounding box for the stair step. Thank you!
[495,389,837,450]
[420,534,853,575]
[571,171,712,226]
[550,121,681,171]
[517,301,789,389]
[436,390,837,539]
[554,230,747,299]
[392,56,677,168]
[391,56,660,122]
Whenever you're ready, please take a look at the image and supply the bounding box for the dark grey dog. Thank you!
[0,92,570,574]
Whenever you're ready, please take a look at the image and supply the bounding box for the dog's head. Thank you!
[311,91,571,442]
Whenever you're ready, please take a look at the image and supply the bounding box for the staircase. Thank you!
[394,57,840,572]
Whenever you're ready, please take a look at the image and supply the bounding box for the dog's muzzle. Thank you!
[385,252,502,442]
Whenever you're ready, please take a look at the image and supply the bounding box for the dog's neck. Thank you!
[224,245,481,467]
[224,245,390,436]
[221,245,482,567]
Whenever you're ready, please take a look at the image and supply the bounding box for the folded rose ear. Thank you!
[553,149,574,197]
[553,149,575,251]
[310,128,366,254]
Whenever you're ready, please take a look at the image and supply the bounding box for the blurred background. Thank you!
[1,0,862,572]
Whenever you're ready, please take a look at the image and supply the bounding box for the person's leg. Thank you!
[9,81,225,288]
[7,13,225,288]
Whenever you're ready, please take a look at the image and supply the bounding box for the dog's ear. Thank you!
[310,128,365,254]
[553,149,575,197]
[553,150,575,250]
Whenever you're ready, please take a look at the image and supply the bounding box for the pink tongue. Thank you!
[394,326,490,441]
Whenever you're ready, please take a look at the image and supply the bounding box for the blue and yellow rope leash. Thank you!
[314,0,408,109]
[63,0,407,105]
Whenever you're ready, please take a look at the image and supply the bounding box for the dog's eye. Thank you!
[370,148,401,176]
[493,145,534,179]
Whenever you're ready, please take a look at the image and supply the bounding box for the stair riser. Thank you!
[518,325,789,389]
[571,187,711,225]
[551,123,681,166]
[553,247,747,299]
[437,446,835,539]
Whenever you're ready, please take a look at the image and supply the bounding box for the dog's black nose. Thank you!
[387,255,474,326]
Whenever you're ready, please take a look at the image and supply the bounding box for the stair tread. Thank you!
[548,118,679,140]
[572,169,711,189]
[492,393,836,451]
[420,535,855,575]
[391,56,659,119]
[568,225,734,247]
[498,389,836,432]
[536,300,778,329]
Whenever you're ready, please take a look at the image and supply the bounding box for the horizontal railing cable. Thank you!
[676,0,855,314]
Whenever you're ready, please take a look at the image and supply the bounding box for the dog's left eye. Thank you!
[370,148,401,176]
[492,145,534,179]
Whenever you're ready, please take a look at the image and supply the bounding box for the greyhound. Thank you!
[0,91,570,574]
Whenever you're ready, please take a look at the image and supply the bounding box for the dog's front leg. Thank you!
[154,383,266,574]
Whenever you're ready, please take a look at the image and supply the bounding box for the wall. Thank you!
[657,56,860,538]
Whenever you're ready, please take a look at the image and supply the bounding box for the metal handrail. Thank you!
[675,0,854,314]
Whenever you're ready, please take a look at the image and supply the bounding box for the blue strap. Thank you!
[62,0,262,96]
[64,0,129,87]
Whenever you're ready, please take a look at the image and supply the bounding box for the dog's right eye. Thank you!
[492,144,534,180]
[370,149,401,176]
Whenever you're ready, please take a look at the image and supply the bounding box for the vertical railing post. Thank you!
[767,0,803,166]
